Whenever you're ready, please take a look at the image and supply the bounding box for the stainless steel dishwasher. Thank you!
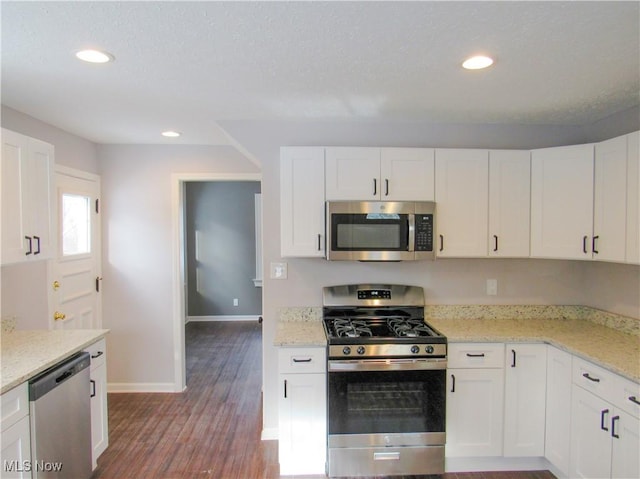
[29,351,92,479]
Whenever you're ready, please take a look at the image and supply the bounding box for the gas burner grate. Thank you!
[388,318,434,338]
[333,319,373,338]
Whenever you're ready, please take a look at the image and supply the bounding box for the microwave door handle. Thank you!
[408,214,415,252]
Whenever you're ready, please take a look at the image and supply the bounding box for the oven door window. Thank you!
[328,369,445,435]
[331,214,409,251]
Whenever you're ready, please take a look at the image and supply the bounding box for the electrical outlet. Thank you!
[233,298,239,306]
[270,262,288,279]
[486,279,498,296]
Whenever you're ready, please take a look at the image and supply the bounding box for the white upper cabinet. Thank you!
[488,150,531,257]
[435,149,489,257]
[626,131,640,265]
[1,128,54,265]
[593,134,628,262]
[325,147,434,201]
[531,143,594,260]
[280,147,326,257]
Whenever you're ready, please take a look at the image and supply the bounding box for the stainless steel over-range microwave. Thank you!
[326,201,436,261]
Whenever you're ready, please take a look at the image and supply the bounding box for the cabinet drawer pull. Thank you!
[292,358,312,363]
[511,349,517,368]
[90,379,96,398]
[611,415,620,439]
[91,351,104,359]
[582,372,600,383]
[601,409,609,431]
[629,396,640,406]
[466,353,485,358]
[450,374,455,393]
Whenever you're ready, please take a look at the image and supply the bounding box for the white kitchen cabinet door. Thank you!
[325,147,381,200]
[380,147,435,201]
[488,150,531,257]
[593,134,628,262]
[445,368,504,457]
[85,339,108,469]
[544,346,572,477]
[435,149,489,257]
[611,409,640,479]
[278,373,327,475]
[503,344,547,457]
[280,147,326,257]
[0,416,31,479]
[626,131,640,265]
[1,128,54,265]
[531,143,594,260]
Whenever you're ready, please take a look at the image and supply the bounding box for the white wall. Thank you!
[97,144,260,390]
[218,116,640,437]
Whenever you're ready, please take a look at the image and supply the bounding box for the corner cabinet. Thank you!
[84,339,109,470]
[277,347,326,475]
[280,147,326,257]
[1,128,55,265]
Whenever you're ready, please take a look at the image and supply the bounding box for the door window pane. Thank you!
[62,194,91,255]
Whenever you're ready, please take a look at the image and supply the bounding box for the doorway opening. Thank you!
[171,173,262,392]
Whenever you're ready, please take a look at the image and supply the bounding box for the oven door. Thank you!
[327,359,446,446]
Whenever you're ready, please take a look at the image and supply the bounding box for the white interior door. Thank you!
[50,168,101,330]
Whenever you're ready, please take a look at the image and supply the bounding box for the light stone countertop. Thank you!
[274,307,639,383]
[1,329,110,394]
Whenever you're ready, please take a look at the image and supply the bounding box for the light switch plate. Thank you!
[486,279,498,296]
[270,262,288,279]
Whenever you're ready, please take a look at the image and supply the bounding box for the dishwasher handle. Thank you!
[29,351,91,401]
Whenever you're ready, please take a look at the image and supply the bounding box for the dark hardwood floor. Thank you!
[92,321,555,479]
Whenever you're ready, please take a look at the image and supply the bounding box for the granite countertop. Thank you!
[274,306,639,383]
[1,329,110,394]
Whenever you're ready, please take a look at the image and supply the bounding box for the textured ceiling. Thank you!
[1,1,639,145]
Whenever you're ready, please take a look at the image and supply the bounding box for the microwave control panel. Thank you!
[414,214,434,251]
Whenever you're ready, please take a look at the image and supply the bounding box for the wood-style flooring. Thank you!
[91,321,555,479]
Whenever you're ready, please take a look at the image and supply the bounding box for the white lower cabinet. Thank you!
[446,343,504,457]
[570,358,640,479]
[277,347,326,475]
[544,346,573,476]
[1,383,31,479]
[84,339,109,470]
[503,344,547,457]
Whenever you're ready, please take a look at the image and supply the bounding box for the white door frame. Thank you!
[171,172,262,392]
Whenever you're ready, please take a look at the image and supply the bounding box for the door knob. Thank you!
[53,311,66,321]
[52,280,60,291]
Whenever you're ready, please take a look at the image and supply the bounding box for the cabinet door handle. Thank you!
[629,396,640,406]
[466,353,485,358]
[450,374,455,393]
[511,349,517,368]
[373,178,377,196]
[493,235,499,252]
[611,415,620,439]
[33,235,41,254]
[385,179,389,196]
[284,379,288,398]
[582,372,600,383]
[292,358,312,363]
[317,234,322,251]
[90,379,96,398]
[439,235,444,252]
[583,235,589,254]
[601,409,610,431]
[592,235,599,254]
[25,236,33,255]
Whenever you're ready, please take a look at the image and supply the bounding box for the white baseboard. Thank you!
[445,456,551,473]
[107,382,182,393]
[187,315,260,322]
[261,427,278,441]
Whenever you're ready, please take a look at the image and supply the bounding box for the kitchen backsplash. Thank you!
[278,305,639,337]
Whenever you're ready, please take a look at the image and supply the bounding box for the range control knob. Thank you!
[425,345,435,354]
[410,345,420,354]
[342,346,351,356]
[357,346,366,355]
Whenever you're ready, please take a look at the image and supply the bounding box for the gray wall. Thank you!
[185,181,262,317]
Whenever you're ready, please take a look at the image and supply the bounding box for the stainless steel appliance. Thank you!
[326,201,436,261]
[323,284,447,477]
[29,352,92,479]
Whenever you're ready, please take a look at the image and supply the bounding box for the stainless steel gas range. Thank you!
[322,284,447,478]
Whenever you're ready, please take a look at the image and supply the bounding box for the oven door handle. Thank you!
[328,358,447,372]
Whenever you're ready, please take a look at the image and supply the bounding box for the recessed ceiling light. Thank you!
[462,55,494,70]
[75,49,114,64]
[162,131,181,138]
